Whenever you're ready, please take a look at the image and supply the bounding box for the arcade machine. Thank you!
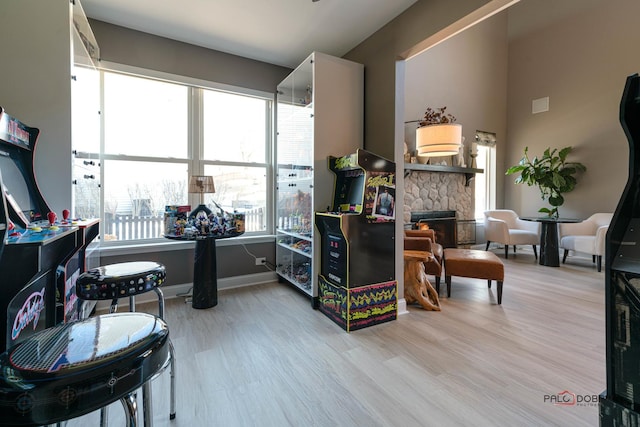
[315,149,397,331]
[0,107,99,350]
[600,74,640,424]
[0,171,8,263]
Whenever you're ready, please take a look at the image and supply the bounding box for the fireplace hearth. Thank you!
[410,210,457,248]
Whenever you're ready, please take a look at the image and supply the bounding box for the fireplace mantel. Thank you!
[404,163,483,186]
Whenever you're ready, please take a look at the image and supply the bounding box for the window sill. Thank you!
[99,234,276,257]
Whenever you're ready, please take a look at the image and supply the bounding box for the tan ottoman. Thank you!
[443,248,505,304]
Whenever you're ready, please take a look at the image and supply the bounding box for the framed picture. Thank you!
[372,185,395,220]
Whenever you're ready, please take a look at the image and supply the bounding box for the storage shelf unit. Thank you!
[275,52,363,302]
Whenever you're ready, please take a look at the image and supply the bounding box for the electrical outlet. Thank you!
[255,257,266,266]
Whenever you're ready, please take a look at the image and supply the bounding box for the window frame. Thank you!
[75,61,275,246]
[474,141,497,221]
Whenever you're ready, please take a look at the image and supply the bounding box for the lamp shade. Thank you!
[188,175,215,194]
[416,123,462,157]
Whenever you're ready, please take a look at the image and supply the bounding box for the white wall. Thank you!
[505,0,640,218]
[0,0,73,215]
[401,0,640,220]
[404,12,508,171]
[403,11,509,221]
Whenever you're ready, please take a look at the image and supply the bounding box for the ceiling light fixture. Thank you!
[416,123,463,157]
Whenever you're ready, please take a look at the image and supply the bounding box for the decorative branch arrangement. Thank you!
[418,107,457,127]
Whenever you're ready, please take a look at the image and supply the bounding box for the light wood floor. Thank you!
[67,250,605,426]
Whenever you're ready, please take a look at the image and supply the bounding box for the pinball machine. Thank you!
[0,107,99,351]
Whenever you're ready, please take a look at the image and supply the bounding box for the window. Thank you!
[474,131,497,220]
[72,66,273,243]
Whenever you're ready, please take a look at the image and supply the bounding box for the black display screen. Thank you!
[334,171,364,213]
[0,150,37,217]
[0,108,47,225]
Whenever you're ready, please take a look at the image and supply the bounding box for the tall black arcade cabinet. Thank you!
[601,74,640,424]
[0,107,98,351]
[0,171,8,263]
[315,149,396,331]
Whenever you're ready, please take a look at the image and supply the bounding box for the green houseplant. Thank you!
[505,146,586,218]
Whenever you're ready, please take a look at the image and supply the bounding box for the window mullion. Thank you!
[99,69,106,242]
[190,87,204,211]
[265,100,274,234]
[190,87,204,174]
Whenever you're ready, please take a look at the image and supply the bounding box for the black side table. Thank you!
[521,217,581,267]
[165,232,242,309]
[192,236,218,309]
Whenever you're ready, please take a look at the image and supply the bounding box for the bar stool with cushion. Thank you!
[76,261,176,422]
[0,312,169,426]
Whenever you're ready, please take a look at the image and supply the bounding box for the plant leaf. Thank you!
[558,146,572,161]
[506,165,525,175]
[549,194,564,206]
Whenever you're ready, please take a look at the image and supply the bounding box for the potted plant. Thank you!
[506,146,586,218]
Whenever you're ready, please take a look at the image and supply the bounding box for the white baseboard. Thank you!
[96,271,278,311]
[397,298,408,315]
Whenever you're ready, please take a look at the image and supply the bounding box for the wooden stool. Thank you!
[443,248,505,304]
[403,250,441,311]
[0,312,169,426]
[76,261,176,423]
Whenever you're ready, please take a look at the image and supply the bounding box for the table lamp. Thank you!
[188,175,215,218]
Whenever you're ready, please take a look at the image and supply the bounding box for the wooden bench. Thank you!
[443,248,505,304]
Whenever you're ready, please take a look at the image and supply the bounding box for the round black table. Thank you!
[521,217,581,267]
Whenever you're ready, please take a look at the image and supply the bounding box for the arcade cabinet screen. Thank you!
[335,171,364,213]
[0,152,37,223]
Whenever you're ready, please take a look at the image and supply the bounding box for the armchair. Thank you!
[404,229,443,290]
[484,210,540,259]
[558,213,612,272]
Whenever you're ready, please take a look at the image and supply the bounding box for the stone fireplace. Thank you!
[410,210,457,248]
[404,170,475,245]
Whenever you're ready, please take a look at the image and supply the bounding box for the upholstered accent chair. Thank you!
[404,229,443,290]
[558,213,612,272]
[484,209,540,259]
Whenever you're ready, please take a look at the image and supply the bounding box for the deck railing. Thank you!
[103,207,265,241]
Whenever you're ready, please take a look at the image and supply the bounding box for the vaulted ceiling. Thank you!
[80,0,418,68]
